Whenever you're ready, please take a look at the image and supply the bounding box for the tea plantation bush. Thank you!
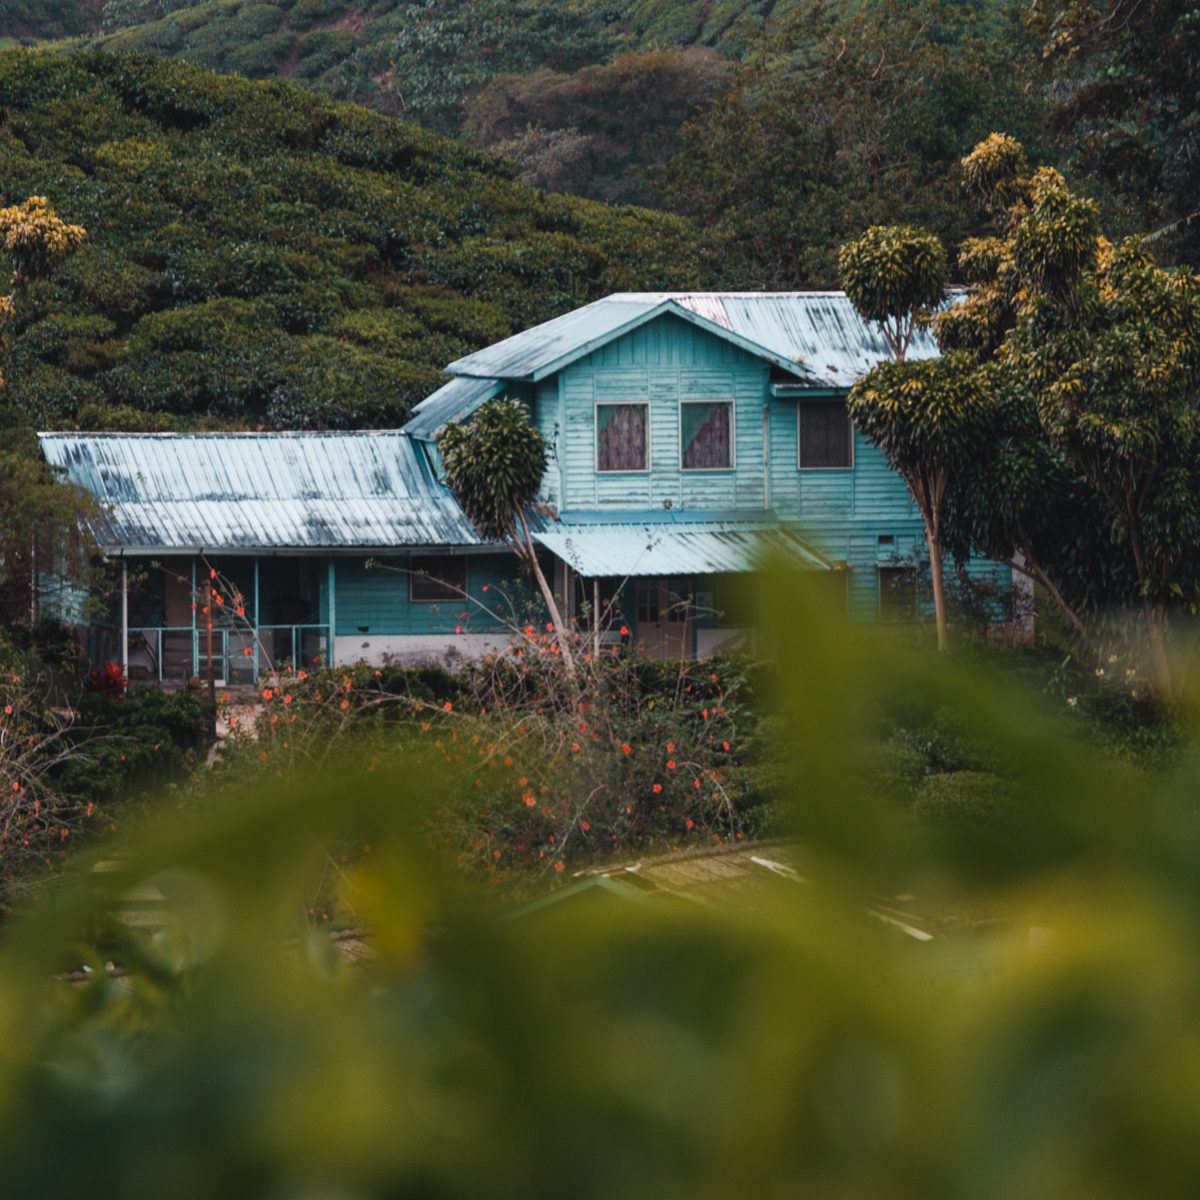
[0,50,702,434]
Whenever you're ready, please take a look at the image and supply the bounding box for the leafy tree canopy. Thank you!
[665,0,1054,287]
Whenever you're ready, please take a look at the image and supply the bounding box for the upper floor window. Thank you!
[681,400,733,470]
[799,400,853,469]
[596,402,648,472]
[410,555,468,603]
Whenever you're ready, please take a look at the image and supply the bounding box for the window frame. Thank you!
[797,398,855,471]
[409,554,469,604]
[594,400,651,475]
[679,398,736,473]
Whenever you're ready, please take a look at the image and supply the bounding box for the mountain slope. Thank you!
[0,50,703,432]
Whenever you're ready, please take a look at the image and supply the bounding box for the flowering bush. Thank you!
[85,661,126,698]
[214,648,774,897]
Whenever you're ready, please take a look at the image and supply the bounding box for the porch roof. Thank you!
[38,431,488,555]
[532,520,832,577]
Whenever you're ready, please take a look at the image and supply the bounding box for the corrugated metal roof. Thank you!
[532,522,830,576]
[425,293,943,439]
[607,292,942,386]
[39,432,488,554]
[443,296,821,385]
[444,299,655,380]
[404,375,505,440]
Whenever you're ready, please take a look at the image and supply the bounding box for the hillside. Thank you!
[22,0,801,128]
[0,50,703,433]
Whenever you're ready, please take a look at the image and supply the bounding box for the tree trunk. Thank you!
[923,512,949,651]
[515,511,577,678]
[1143,595,1173,700]
[1012,549,1087,639]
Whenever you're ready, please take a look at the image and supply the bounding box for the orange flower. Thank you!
[298,670,307,680]
[723,740,731,751]
[257,751,268,764]
[554,861,565,873]
[570,742,580,753]
[522,790,536,807]
[443,701,453,712]
[580,821,590,832]
[262,688,272,700]
[2,705,10,716]
[652,783,662,794]
[667,759,676,770]
[340,699,350,710]
[621,743,632,755]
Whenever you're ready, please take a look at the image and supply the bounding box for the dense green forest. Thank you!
[0,51,701,433]
[6,2,1193,278]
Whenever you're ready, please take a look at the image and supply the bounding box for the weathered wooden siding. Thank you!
[529,309,1011,626]
[333,554,519,636]
[536,314,770,512]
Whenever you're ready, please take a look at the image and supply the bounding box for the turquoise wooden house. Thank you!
[40,292,1013,682]
[406,291,1013,655]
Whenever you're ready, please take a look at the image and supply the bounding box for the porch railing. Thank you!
[125,624,332,685]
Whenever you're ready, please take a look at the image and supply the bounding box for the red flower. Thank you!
[686,819,695,829]
[652,783,662,794]
[554,861,565,873]
[580,821,590,832]
[667,759,676,770]
[723,740,731,751]
[621,743,632,755]
[619,625,629,636]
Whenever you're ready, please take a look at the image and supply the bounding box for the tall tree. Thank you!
[0,196,89,630]
[840,224,990,651]
[438,399,577,677]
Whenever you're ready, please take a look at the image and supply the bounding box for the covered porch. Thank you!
[536,516,838,659]
[93,553,334,687]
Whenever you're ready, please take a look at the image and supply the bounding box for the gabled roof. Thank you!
[443,296,826,384]
[406,291,942,438]
[39,431,487,555]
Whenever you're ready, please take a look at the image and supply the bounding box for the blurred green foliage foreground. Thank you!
[4,573,1200,1198]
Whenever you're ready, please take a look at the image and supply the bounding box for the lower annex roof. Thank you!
[39,431,489,554]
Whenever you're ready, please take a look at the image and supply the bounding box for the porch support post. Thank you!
[253,556,260,678]
[593,578,601,659]
[119,558,129,680]
[191,558,198,677]
[327,557,336,668]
